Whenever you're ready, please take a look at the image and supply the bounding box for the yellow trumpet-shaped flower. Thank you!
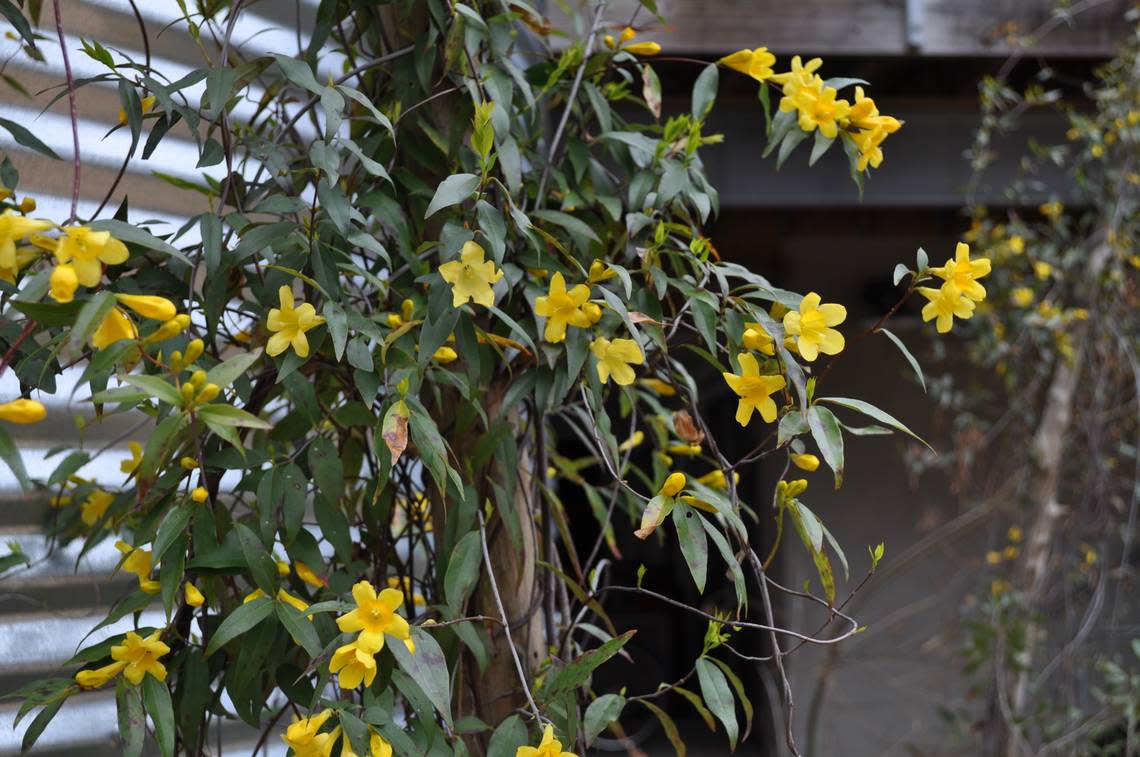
[120,441,143,474]
[0,210,52,273]
[929,243,990,302]
[111,629,170,684]
[534,272,591,343]
[918,282,976,333]
[590,337,644,386]
[638,377,675,396]
[81,490,115,527]
[91,307,138,349]
[722,353,786,426]
[783,293,846,362]
[790,82,850,139]
[266,285,325,358]
[54,226,130,287]
[282,709,337,757]
[335,581,412,651]
[330,633,382,689]
[696,469,738,489]
[0,398,46,424]
[742,322,776,356]
[0,244,37,284]
[115,540,161,593]
[117,94,156,125]
[587,260,616,284]
[624,40,661,56]
[719,47,776,82]
[185,582,205,607]
[116,293,177,321]
[48,263,79,303]
[771,55,824,103]
[386,576,427,607]
[75,660,128,690]
[295,561,327,588]
[340,731,394,757]
[437,240,503,308]
[516,724,578,757]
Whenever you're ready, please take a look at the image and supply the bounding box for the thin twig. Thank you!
[52,0,80,223]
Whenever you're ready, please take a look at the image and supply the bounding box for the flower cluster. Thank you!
[918,242,990,333]
[282,708,394,757]
[721,53,902,170]
[330,581,414,690]
[75,629,169,689]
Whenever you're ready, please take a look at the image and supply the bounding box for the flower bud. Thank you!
[49,264,79,303]
[116,294,177,321]
[190,486,208,503]
[179,456,198,470]
[401,298,415,322]
[189,370,207,388]
[659,472,686,497]
[184,338,205,365]
[790,453,820,472]
[181,383,197,404]
[185,582,205,607]
[0,398,47,424]
[196,383,220,403]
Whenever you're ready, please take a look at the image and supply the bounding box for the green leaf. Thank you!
[205,349,262,388]
[639,700,686,757]
[21,699,64,754]
[0,116,60,159]
[809,130,835,166]
[691,64,718,119]
[531,209,601,245]
[817,396,931,449]
[116,680,145,757]
[807,405,844,488]
[0,1,34,47]
[235,523,278,594]
[882,327,928,394]
[152,505,194,562]
[672,503,708,593]
[584,694,625,746]
[205,596,274,656]
[274,54,323,94]
[122,374,184,406]
[276,601,321,657]
[142,674,175,757]
[424,173,480,218]
[389,627,453,729]
[443,530,481,614]
[487,714,527,757]
[541,630,636,701]
[710,657,754,743]
[696,658,738,749]
[0,425,29,490]
[197,404,273,429]
[88,220,190,264]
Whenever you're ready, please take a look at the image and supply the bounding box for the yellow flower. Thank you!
[276,560,291,577]
[330,634,382,689]
[582,302,603,324]
[54,226,130,287]
[144,314,190,344]
[75,660,128,690]
[111,629,170,684]
[790,453,820,472]
[659,472,686,497]
[930,242,990,301]
[516,724,578,757]
[770,55,823,100]
[185,582,205,607]
[437,240,503,308]
[1009,235,1025,254]
[719,47,776,82]
[783,292,846,361]
[278,588,311,614]
[120,441,143,474]
[1003,545,1019,560]
[386,576,427,607]
[1033,261,1052,280]
[81,490,115,526]
[852,126,890,171]
[668,443,701,457]
[295,561,327,588]
[1010,287,1035,308]
[790,81,850,139]
[48,263,79,303]
[116,294,177,321]
[918,282,975,333]
[267,285,325,358]
[777,478,808,500]
[0,210,52,273]
[1007,526,1023,543]
[696,469,738,489]
[985,550,1002,566]
[91,307,138,349]
[115,540,160,592]
[335,581,412,651]
[587,260,616,284]
[742,322,776,356]
[340,731,394,757]
[17,197,35,213]
[0,398,46,424]
[638,378,676,396]
[191,486,208,503]
[723,353,786,426]
[282,710,337,757]
[590,337,644,385]
[534,272,591,343]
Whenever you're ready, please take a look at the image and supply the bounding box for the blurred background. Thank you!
[0,0,1134,754]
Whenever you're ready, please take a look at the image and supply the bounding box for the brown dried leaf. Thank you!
[674,409,705,444]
